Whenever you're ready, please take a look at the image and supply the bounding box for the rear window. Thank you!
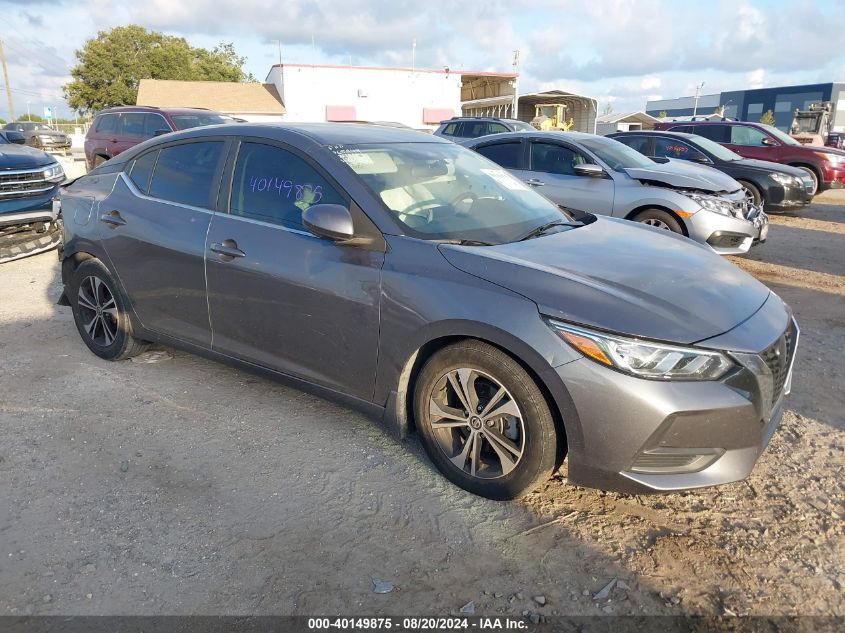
[148,141,224,208]
[129,150,158,194]
[440,122,458,136]
[96,114,119,134]
[475,142,522,169]
[487,122,509,134]
[690,124,730,143]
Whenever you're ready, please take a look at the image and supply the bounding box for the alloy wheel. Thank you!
[427,368,525,479]
[77,275,118,346]
[642,218,671,230]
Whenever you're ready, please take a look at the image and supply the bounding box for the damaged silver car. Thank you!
[466,131,768,255]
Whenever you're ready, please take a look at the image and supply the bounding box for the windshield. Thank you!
[576,136,656,172]
[762,124,801,146]
[687,135,743,161]
[171,114,234,130]
[509,120,536,132]
[332,142,572,243]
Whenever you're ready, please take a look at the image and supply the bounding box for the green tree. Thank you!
[63,25,256,113]
[658,110,668,118]
[18,114,44,122]
[759,109,776,125]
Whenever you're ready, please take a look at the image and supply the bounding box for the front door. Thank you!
[522,140,616,216]
[205,140,384,400]
[99,140,227,347]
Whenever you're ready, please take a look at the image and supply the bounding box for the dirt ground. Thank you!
[0,193,842,619]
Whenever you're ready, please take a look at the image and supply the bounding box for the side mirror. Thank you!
[4,131,25,144]
[691,155,712,164]
[302,204,355,241]
[761,137,778,147]
[573,163,605,178]
[153,129,171,137]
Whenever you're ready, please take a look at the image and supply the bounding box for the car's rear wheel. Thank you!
[70,259,147,361]
[413,340,559,500]
[633,208,683,234]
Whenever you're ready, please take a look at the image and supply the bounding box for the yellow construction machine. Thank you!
[531,103,574,131]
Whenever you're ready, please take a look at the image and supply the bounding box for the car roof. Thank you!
[96,106,224,116]
[465,130,604,144]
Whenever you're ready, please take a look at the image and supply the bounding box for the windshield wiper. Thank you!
[516,220,576,242]
[436,239,495,246]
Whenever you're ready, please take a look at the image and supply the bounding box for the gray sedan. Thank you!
[466,131,768,255]
[58,123,797,499]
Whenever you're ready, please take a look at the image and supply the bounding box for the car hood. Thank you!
[439,216,771,345]
[0,144,56,169]
[730,158,808,177]
[626,159,742,193]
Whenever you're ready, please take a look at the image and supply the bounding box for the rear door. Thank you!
[99,138,228,346]
[204,139,384,399]
[522,139,616,216]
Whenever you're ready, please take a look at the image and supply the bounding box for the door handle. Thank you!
[99,211,126,227]
[210,239,245,261]
[526,178,545,186]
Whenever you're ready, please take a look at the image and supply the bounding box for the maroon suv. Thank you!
[84,106,234,170]
[654,119,845,195]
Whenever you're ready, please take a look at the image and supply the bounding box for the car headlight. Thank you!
[548,320,734,381]
[770,173,799,186]
[815,151,845,165]
[42,163,65,183]
[683,192,736,217]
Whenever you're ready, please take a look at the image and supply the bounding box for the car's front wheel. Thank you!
[413,340,559,499]
[632,208,683,234]
[70,259,147,360]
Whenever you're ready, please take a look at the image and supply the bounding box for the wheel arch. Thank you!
[786,162,821,184]
[387,328,578,469]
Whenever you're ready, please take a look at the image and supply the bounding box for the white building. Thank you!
[595,111,658,135]
[266,63,482,130]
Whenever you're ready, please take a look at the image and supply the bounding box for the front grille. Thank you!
[760,319,798,406]
[0,168,54,199]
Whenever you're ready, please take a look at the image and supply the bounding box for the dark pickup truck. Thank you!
[0,131,65,263]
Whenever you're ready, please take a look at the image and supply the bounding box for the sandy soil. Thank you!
[0,196,842,619]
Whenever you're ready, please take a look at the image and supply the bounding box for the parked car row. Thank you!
[3,121,71,152]
[57,122,799,500]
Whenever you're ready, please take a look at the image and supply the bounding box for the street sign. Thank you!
[43,105,53,120]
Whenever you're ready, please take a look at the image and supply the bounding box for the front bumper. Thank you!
[686,207,768,255]
[0,190,59,228]
[766,182,812,211]
[556,302,797,494]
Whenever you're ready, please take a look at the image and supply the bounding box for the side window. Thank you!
[128,150,159,194]
[487,122,509,134]
[230,142,345,231]
[616,135,652,155]
[96,114,118,135]
[730,125,769,146]
[693,124,730,143]
[530,142,587,175]
[476,142,522,169]
[463,121,489,138]
[653,138,708,162]
[148,141,224,209]
[143,113,170,138]
[121,113,146,137]
[440,122,458,137]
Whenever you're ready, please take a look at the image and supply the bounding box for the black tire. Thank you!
[413,340,559,500]
[738,180,764,210]
[794,166,819,196]
[632,208,683,234]
[0,222,62,264]
[69,259,148,361]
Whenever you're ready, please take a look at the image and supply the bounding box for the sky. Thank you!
[1,0,845,121]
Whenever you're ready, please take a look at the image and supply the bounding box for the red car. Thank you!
[654,119,845,195]
[84,106,234,170]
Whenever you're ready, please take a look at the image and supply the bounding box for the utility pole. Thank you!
[692,81,705,118]
[0,41,15,121]
[512,49,520,119]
